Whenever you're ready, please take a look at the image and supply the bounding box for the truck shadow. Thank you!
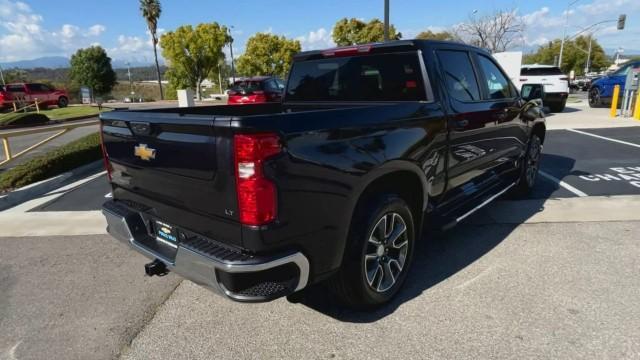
[294,153,578,322]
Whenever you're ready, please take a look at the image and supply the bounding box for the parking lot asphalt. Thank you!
[120,221,640,360]
[0,234,181,360]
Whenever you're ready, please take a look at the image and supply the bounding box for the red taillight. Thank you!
[322,44,372,57]
[234,133,281,226]
[99,122,113,181]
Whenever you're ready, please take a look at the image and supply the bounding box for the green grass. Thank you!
[41,106,111,121]
[0,112,50,127]
[0,132,102,192]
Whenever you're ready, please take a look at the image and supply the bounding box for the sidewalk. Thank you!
[546,102,639,130]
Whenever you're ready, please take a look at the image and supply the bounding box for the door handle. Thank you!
[455,119,469,129]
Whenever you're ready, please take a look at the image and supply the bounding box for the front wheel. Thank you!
[328,194,415,309]
[514,134,542,195]
[589,88,602,108]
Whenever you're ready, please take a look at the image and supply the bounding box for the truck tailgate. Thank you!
[100,111,241,245]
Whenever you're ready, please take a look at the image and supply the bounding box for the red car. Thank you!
[0,83,69,110]
[227,76,285,105]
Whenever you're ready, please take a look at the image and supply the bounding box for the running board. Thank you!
[442,182,516,230]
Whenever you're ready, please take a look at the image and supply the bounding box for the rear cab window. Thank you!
[286,52,427,102]
[230,80,264,94]
[520,67,564,76]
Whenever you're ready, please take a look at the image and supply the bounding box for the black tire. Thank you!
[588,88,602,108]
[549,100,566,113]
[57,96,68,108]
[514,134,542,195]
[328,193,416,309]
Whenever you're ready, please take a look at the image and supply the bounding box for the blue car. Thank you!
[589,61,640,107]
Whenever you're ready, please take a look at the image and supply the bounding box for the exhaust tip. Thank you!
[145,259,169,277]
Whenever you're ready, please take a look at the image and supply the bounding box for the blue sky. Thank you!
[0,0,638,63]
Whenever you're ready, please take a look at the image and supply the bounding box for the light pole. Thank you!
[228,26,236,84]
[0,64,5,87]
[384,0,390,41]
[126,61,133,95]
[558,0,582,68]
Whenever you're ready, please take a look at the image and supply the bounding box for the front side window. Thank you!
[436,50,481,102]
[286,52,426,102]
[477,55,514,99]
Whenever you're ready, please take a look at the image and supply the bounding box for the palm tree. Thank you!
[140,0,164,100]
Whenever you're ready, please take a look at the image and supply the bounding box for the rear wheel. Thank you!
[549,100,566,113]
[57,96,68,108]
[328,194,415,309]
[589,88,602,108]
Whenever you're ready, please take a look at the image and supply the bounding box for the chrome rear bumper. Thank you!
[102,201,309,302]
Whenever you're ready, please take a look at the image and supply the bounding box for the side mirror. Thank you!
[521,83,545,105]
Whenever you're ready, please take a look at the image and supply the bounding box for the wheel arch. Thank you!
[348,160,430,242]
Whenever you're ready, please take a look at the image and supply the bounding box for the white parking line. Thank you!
[539,170,588,197]
[567,128,640,149]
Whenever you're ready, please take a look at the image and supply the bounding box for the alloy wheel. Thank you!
[364,213,409,293]
[526,137,541,186]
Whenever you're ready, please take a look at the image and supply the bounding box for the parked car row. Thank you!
[0,83,69,110]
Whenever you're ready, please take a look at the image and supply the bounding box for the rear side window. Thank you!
[7,85,25,92]
[520,67,564,76]
[477,55,515,99]
[286,52,426,102]
[26,83,51,92]
[436,50,480,102]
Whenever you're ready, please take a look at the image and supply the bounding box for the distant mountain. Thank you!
[0,56,70,69]
[0,56,157,70]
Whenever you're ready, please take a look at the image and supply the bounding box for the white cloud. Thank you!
[0,0,109,61]
[296,27,335,50]
[517,0,640,51]
[88,24,106,36]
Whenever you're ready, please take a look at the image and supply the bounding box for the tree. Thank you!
[415,30,459,41]
[523,36,609,75]
[139,0,164,100]
[236,33,301,79]
[332,18,401,46]
[69,46,117,98]
[160,23,230,100]
[456,9,524,52]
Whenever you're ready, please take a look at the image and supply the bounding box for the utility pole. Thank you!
[0,64,5,87]
[384,0,390,41]
[585,35,592,74]
[229,26,236,84]
[559,0,581,68]
[126,61,133,95]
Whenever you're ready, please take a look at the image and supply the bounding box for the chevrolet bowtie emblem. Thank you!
[134,144,156,161]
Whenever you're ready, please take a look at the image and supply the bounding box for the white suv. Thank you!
[518,65,569,112]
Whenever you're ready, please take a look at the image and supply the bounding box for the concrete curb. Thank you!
[0,160,103,211]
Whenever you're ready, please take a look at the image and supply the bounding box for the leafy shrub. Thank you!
[0,112,50,128]
[0,132,102,191]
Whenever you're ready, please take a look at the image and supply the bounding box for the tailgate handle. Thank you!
[130,122,152,136]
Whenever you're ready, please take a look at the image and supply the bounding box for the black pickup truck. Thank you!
[100,40,545,308]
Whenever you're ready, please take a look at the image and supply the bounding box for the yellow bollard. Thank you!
[610,85,620,118]
[12,102,17,112]
[35,99,40,113]
[634,91,640,121]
